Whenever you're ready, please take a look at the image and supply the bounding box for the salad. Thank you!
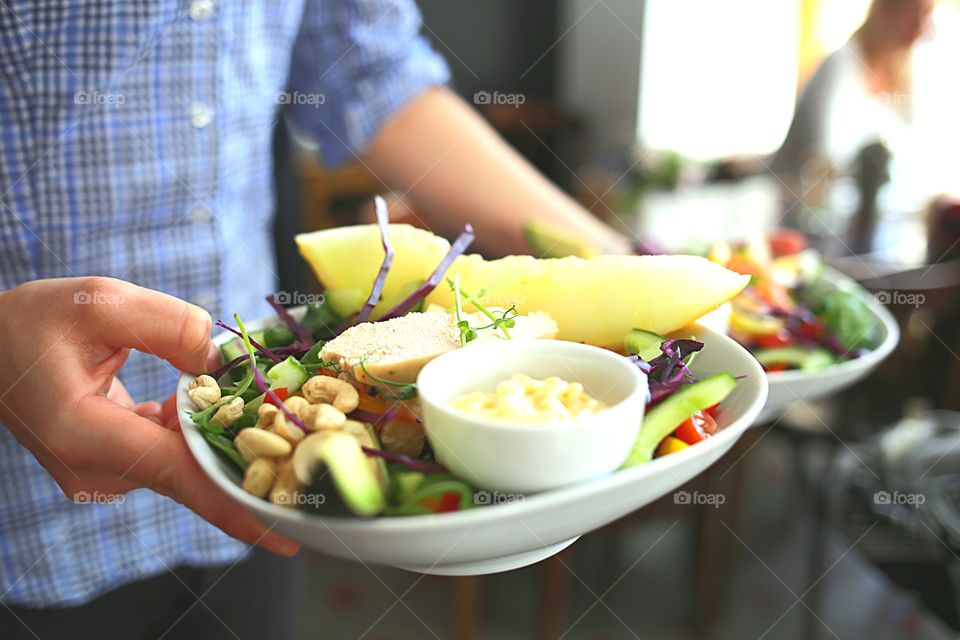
[706,230,883,373]
[186,199,741,518]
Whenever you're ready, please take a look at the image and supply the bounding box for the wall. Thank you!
[557,0,645,164]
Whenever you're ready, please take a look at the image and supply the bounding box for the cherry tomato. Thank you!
[768,228,807,257]
[764,363,790,373]
[265,387,289,405]
[795,316,826,342]
[674,410,719,444]
[437,492,461,513]
[754,279,795,313]
[674,416,705,445]
[755,332,794,349]
[697,409,719,435]
[420,492,462,513]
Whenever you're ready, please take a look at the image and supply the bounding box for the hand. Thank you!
[0,277,299,556]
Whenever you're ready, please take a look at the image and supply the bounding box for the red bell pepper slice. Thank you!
[264,387,289,405]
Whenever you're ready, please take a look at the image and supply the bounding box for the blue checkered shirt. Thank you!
[0,0,449,606]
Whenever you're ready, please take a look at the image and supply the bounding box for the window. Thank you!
[638,0,800,161]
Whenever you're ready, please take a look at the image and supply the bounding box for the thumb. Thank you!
[79,396,300,557]
[74,278,216,374]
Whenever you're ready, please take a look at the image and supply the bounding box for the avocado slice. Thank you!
[623,373,737,467]
[322,432,387,516]
[524,220,599,258]
[624,328,667,361]
[341,421,389,495]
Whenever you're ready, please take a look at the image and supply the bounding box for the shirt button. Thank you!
[188,0,216,21]
[189,102,214,129]
[187,205,213,223]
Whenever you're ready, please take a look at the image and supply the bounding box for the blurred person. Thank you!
[0,1,629,638]
[772,0,960,196]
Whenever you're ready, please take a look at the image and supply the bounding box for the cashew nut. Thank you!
[255,403,279,429]
[282,396,312,420]
[188,375,221,410]
[291,431,334,486]
[341,420,377,449]
[301,376,359,413]
[270,458,303,508]
[210,396,244,427]
[234,427,292,462]
[270,412,305,445]
[242,458,277,498]
[303,403,347,431]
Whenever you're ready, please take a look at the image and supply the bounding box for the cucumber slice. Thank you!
[390,471,426,504]
[263,325,296,348]
[754,347,833,372]
[266,356,309,392]
[623,373,737,467]
[220,330,266,363]
[624,329,667,361]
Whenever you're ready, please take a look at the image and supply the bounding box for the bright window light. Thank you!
[638,0,800,161]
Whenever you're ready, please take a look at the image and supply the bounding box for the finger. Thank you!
[204,342,223,373]
[133,401,163,425]
[76,278,215,374]
[107,378,135,408]
[161,392,181,431]
[79,396,300,556]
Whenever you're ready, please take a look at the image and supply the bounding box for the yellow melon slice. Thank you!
[296,225,749,348]
[295,224,450,317]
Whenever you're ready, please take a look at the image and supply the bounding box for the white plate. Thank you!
[178,315,768,575]
[757,269,900,423]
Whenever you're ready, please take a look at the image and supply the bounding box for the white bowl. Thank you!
[758,269,900,423]
[417,340,647,493]
[178,314,768,575]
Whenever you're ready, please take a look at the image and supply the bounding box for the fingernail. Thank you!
[205,344,222,373]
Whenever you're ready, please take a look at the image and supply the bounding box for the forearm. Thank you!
[362,87,631,256]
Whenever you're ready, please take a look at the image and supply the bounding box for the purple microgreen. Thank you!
[349,406,399,426]
[627,354,652,374]
[269,341,316,358]
[265,295,312,343]
[633,239,667,256]
[208,353,249,380]
[215,321,282,363]
[354,195,395,324]
[647,378,692,407]
[647,339,703,383]
[361,447,446,473]
[234,314,309,433]
[629,339,704,406]
[379,224,475,321]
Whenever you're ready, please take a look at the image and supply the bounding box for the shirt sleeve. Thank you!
[285,0,451,168]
